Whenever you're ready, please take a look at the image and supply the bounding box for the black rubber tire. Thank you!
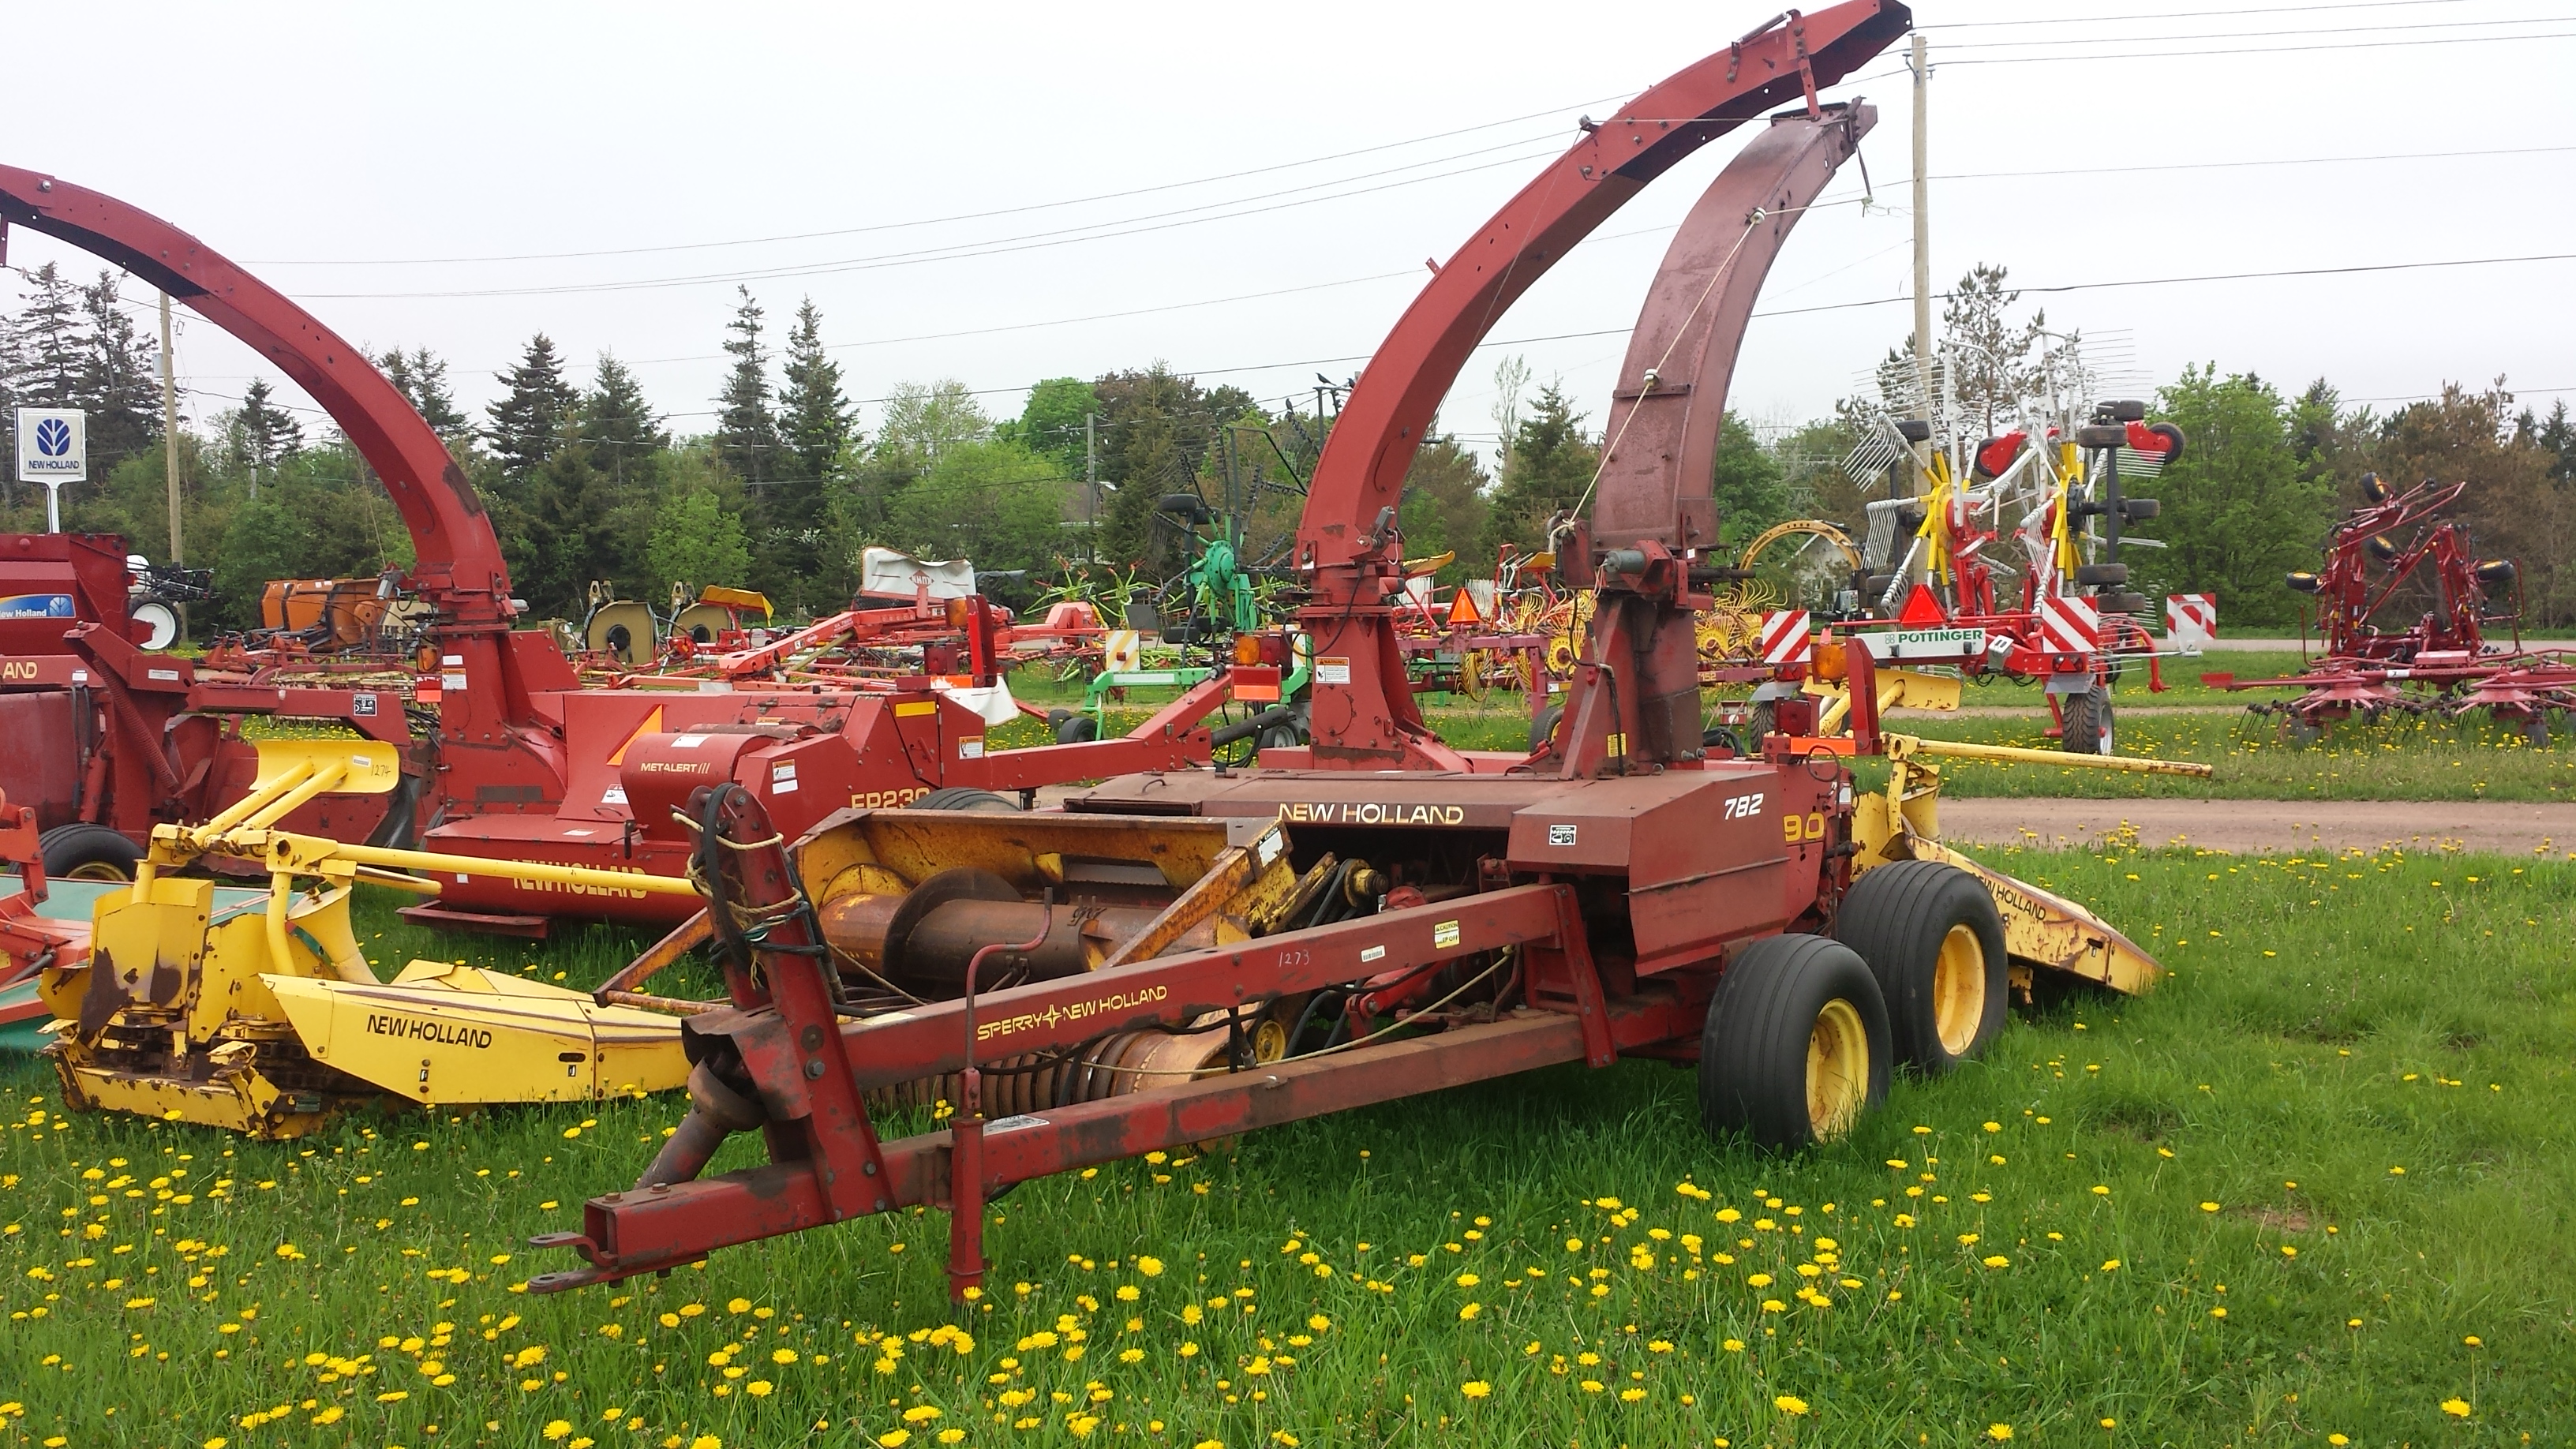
[914,787,1020,814]
[1054,713,1100,744]
[2475,559,2518,588]
[1529,704,1565,753]
[1698,934,1890,1150]
[1859,574,1897,606]
[1747,701,1779,741]
[2102,590,2148,616]
[2120,496,2162,522]
[1896,419,1932,444]
[2144,422,2185,462]
[1834,862,2009,1074]
[1255,723,1303,752]
[2360,471,2390,504]
[39,823,142,882]
[2366,535,2399,564]
[2107,399,2147,422]
[2286,571,2323,594]
[2060,685,2114,755]
[2074,424,2128,449]
[2073,562,2129,587]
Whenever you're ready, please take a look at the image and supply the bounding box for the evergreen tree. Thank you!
[1089,365,1256,566]
[6,262,85,408]
[1395,432,1490,584]
[483,334,579,486]
[776,298,854,491]
[378,347,470,435]
[1480,383,1597,561]
[232,379,305,500]
[2,262,84,507]
[577,352,668,488]
[713,286,781,485]
[766,300,855,608]
[77,271,162,475]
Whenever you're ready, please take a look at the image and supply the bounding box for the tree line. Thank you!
[2,263,2570,633]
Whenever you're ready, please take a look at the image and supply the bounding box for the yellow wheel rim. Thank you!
[1805,998,1870,1140]
[63,861,133,883]
[1932,923,1988,1058]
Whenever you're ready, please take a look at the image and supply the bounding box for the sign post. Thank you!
[15,409,87,533]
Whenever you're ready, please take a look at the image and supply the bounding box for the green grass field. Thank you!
[5,845,2572,1447]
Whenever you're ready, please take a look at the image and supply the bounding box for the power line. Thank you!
[1941,28,2576,62]
[250,95,1627,269]
[1938,13,2575,49]
[300,145,1569,300]
[1926,0,2477,27]
[1918,141,2576,183]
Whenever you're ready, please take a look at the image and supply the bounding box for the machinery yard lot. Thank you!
[4,841,2570,1446]
[6,1,2574,1444]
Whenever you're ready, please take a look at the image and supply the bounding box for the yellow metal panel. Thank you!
[1901,837,2163,996]
[53,1057,335,1140]
[88,877,212,1018]
[696,586,773,616]
[262,969,687,1104]
[249,738,402,795]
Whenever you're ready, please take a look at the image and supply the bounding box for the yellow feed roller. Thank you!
[38,741,702,1138]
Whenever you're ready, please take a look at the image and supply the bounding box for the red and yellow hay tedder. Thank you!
[2207,474,2572,740]
[522,1,2204,1300]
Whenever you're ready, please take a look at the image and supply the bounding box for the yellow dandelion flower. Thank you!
[878,1432,912,1448]
[2441,1398,2470,1417]
[1461,1380,1492,1399]
[1137,1256,1165,1277]
[544,1421,573,1442]
[1988,1425,2013,1441]
[1774,1395,1810,1415]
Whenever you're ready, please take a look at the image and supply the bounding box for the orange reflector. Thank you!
[1785,736,1858,756]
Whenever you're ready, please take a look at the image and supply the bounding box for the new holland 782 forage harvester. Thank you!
[530,0,2206,1298]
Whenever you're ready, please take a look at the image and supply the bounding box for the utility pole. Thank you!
[1084,410,1099,564]
[1910,32,1933,421]
[159,293,183,567]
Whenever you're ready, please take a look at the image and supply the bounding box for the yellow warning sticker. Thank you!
[1432,919,1461,949]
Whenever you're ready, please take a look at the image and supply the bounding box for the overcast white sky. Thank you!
[10,0,2571,463]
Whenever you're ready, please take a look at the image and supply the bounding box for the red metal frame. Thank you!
[533,7,1916,1294]
[1282,2,1909,767]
